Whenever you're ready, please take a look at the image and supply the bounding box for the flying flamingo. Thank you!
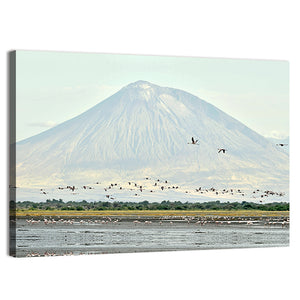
[188,137,199,145]
[218,148,227,153]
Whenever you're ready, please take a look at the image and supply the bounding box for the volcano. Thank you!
[16,80,289,193]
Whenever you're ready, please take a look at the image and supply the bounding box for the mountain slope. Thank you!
[16,80,289,192]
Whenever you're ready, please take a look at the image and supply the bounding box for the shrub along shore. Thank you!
[12,199,289,217]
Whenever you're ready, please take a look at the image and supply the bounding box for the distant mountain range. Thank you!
[16,80,289,199]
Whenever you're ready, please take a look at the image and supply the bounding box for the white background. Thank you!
[1,1,299,299]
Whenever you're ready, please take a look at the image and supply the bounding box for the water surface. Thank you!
[14,217,289,257]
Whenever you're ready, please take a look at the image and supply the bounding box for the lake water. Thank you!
[13,216,289,257]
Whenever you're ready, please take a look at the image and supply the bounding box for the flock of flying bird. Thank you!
[188,137,288,153]
[37,175,285,205]
[36,136,287,202]
[188,137,227,153]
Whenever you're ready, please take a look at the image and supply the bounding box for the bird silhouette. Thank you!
[276,143,288,147]
[188,137,199,145]
[218,148,227,153]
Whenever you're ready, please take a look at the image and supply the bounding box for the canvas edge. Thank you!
[9,50,16,257]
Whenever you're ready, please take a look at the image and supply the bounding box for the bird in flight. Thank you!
[188,137,199,145]
[276,143,288,147]
[218,148,227,153]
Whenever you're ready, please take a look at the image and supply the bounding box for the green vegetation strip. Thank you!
[12,199,289,218]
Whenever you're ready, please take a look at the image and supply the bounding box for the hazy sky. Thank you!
[16,50,289,142]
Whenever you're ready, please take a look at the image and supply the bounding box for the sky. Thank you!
[15,50,289,142]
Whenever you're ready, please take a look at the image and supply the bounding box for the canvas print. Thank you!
[9,51,289,257]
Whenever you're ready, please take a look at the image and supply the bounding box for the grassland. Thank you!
[14,209,289,218]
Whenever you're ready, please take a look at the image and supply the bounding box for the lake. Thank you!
[13,215,289,257]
